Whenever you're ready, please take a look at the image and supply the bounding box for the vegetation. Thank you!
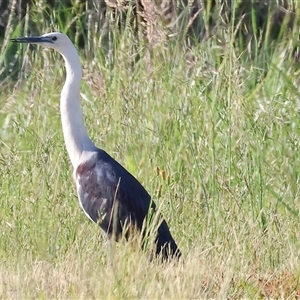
[1,0,300,298]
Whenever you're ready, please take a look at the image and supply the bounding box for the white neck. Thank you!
[59,47,95,168]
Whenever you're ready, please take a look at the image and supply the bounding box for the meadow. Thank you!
[1,1,300,298]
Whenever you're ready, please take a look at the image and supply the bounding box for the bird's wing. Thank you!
[76,150,181,258]
[75,150,153,235]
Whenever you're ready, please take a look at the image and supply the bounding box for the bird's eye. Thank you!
[52,36,57,41]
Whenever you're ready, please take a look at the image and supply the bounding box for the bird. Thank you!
[11,32,181,260]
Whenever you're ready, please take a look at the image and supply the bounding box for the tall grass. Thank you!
[1,1,300,298]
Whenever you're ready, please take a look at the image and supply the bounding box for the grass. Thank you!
[1,1,300,298]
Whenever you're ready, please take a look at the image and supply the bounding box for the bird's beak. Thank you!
[10,36,53,44]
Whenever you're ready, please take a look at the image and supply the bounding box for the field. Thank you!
[1,1,300,298]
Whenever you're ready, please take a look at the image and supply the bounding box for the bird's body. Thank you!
[76,149,180,258]
[11,32,181,259]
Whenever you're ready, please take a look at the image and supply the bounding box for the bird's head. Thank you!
[11,32,74,53]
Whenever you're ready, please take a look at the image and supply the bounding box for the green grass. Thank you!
[1,2,300,298]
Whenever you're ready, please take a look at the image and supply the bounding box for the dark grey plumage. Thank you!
[76,149,181,260]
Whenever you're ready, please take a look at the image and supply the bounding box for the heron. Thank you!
[11,32,181,260]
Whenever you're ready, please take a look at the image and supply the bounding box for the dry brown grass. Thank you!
[1,244,300,298]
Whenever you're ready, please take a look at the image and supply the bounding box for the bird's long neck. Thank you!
[60,47,95,168]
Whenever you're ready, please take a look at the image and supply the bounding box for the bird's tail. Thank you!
[155,220,181,260]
